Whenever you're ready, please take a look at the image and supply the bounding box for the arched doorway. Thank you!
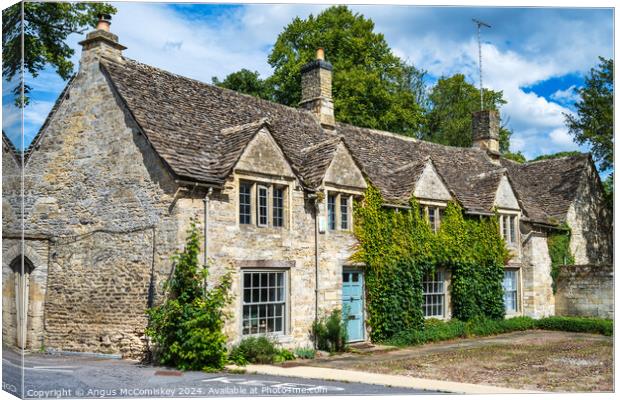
[9,256,35,349]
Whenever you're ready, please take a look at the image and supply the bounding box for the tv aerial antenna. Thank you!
[472,18,491,110]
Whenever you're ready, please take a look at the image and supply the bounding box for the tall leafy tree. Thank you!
[423,74,512,151]
[212,69,272,100]
[261,6,426,136]
[2,1,116,105]
[564,57,613,173]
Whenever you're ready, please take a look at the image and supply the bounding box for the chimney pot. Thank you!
[299,49,335,129]
[316,48,325,61]
[96,14,112,32]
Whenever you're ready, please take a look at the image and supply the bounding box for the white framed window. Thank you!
[257,185,269,227]
[239,182,252,225]
[272,186,284,227]
[340,195,350,230]
[326,191,354,232]
[239,180,287,228]
[327,194,336,230]
[420,205,444,233]
[423,270,445,318]
[503,270,519,313]
[500,214,518,245]
[242,270,286,335]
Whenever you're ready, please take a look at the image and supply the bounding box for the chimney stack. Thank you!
[299,48,335,129]
[78,14,126,67]
[472,110,500,161]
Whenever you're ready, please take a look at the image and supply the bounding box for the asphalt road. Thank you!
[2,348,439,398]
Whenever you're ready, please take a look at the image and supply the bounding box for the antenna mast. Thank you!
[472,18,491,110]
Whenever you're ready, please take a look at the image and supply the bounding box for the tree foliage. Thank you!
[565,57,613,172]
[502,151,527,164]
[212,68,272,100]
[532,151,582,162]
[353,185,508,341]
[422,74,512,151]
[216,6,426,136]
[2,1,116,105]
[146,220,232,371]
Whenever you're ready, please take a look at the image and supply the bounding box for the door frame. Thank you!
[342,267,366,343]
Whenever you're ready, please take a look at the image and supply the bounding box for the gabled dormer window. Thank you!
[326,191,353,232]
[420,204,444,233]
[499,214,518,245]
[239,180,287,228]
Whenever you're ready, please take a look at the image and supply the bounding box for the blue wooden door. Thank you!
[342,271,364,342]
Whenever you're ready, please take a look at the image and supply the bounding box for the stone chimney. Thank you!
[78,14,126,67]
[472,110,500,160]
[299,48,335,129]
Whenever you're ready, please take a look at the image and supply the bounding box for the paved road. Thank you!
[2,348,438,398]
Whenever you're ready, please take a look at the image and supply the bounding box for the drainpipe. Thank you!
[307,192,320,348]
[203,187,213,289]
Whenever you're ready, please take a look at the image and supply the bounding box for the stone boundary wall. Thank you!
[555,264,613,319]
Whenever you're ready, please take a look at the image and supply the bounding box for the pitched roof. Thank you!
[27,55,590,226]
[100,58,330,186]
[501,154,590,223]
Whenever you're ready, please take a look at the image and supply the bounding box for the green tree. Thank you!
[503,151,527,163]
[212,69,272,100]
[146,220,232,371]
[564,57,613,173]
[265,6,425,136]
[532,151,582,162]
[2,1,116,106]
[423,74,511,151]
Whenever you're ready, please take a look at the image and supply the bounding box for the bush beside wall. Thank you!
[387,316,612,347]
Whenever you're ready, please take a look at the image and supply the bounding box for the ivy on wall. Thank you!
[353,185,509,342]
[547,225,575,293]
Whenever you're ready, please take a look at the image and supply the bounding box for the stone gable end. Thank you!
[234,127,295,178]
[323,142,366,189]
[413,161,452,201]
[494,175,520,210]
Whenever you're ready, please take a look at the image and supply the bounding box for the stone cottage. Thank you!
[2,17,612,358]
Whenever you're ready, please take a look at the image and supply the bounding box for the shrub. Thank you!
[385,316,612,347]
[312,309,347,352]
[536,316,612,336]
[388,319,465,346]
[294,347,316,359]
[146,221,232,371]
[229,336,281,365]
[274,348,296,363]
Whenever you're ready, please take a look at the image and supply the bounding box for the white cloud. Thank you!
[550,85,580,105]
[13,3,612,159]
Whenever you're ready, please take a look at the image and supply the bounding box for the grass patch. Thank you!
[386,316,612,347]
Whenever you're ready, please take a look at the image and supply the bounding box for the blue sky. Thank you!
[2,2,614,164]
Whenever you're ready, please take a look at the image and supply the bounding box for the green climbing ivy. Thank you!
[353,185,509,342]
[547,224,575,293]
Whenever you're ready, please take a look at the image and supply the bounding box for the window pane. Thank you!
[273,187,284,227]
[257,186,268,226]
[509,217,516,244]
[242,271,286,335]
[503,270,518,312]
[327,194,336,230]
[340,196,349,230]
[239,182,252,224]
[422,270,445,317]
[428,208,436,232]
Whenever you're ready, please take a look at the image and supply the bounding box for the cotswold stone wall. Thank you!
[566,162,613,265]
[521,233,554,318]
[1,50,183,357]
[176,137,363,348]
[555,264,613,319]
